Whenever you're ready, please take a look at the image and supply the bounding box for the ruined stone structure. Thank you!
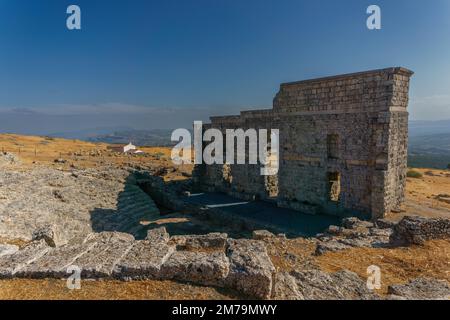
[194,67,414,220]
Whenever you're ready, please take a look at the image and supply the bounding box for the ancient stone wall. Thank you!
[193,67,413,219]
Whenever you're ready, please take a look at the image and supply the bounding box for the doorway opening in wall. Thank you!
[264,174,279,199]
[327,172,341,203]
[327,134,339,159]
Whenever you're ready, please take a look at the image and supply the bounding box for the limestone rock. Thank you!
[17,241,97,278]
[342,217,374,229]
[115,240,175,280]
[390,216,450,245]
[225,239,275,299]
[252,230,276,240]
[315,241,351,255]
[172,233,228,250]
[272,272,304,300]
[388,278,450,300]
[375,219,396,229]
[71,232,135,278]
[291,269,377,300]
[0,240,51,278]
[146,227,170,243]
[0,244,19,258]
[32,225,64,247]
[160,251,229,286]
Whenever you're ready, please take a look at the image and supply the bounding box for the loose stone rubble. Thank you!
[314,217,393,255]
[315,215,450,255]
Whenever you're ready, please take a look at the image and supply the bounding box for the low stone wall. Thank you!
[390,216,450,245]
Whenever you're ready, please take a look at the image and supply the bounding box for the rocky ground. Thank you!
[0,135,449,300]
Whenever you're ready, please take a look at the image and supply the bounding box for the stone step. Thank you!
[16,241,98,278]
[0,240,51,278]
[118,201,159,214]
[114,240,175,280]
[71,234,135,278]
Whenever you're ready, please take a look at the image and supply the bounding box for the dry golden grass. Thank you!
[0,279,240,300]
[0,237,28,249]
[316,239,450,295]
[404,168,450,214]
[0,133,193,178]
[266,237,450,296]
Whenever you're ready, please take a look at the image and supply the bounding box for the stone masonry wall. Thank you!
[193,67,413,219]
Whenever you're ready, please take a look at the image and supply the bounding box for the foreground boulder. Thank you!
[225,239,275,299]
[172,233,228,250]
[290,269,378,300]
[160,251,229,286]
[272,272,304,300]
[388,278,450,300]
[115,240,175,280]
[390,216,450,245]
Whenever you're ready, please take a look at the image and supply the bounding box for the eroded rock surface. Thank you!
[315,217,392,255]
[226,239,275,299]
[0,167,160,243]
[390,216,450,245]
[388,278,450,300]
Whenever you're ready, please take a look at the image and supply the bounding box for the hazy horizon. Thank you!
[1,1,449,134]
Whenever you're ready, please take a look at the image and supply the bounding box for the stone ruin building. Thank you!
[193,67,414,220]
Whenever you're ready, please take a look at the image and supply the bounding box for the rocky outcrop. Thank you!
[0,244,19,258]
[291,270,376,300]
[390,216,450,245]
[388,278,450,300]
[273,269,378,300]
[272,272,304,300]
[0,167,161,243]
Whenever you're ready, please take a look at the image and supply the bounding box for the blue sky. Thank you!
[0,0,449,133]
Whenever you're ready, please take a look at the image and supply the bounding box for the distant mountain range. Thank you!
[86,129,177,147]
[43,120,450,169]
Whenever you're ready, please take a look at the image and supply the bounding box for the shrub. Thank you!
[407,170,423,179]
